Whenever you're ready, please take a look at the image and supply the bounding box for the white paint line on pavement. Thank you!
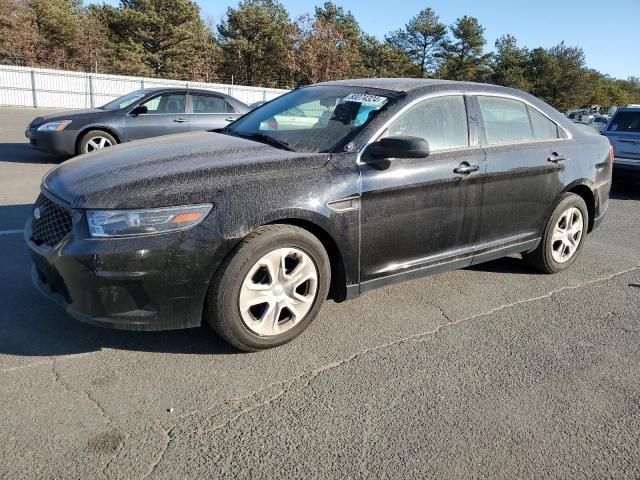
[0,229,23,236]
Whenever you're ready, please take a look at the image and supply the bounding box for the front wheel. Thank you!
[206,224,331,352]
[78,130,117,154]
[523,193,588,273]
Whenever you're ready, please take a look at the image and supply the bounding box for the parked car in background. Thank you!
[25,87,249,156]
[603,106,640,182]
[26,79,612,351]
[567,109,586,120]
[589,115,610,132]
[261,106,320,130]
[572,121,600,134]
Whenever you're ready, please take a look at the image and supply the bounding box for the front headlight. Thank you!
[86,204,213,238]
[37,120,72,132]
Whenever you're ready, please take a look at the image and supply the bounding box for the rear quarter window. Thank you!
[608,111,640,133]
[528,106,559,141]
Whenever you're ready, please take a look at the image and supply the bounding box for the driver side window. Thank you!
[384,95,469,151]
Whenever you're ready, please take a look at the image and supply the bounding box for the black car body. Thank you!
[26,79,612,350]
[602,107,640,183]
[25,87,249,156]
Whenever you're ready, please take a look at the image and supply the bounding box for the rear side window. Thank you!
[384,95,469,151]
[608,111,640,133]
[528,106,559,140]
[478,96,533,145]
[192,94,236,114]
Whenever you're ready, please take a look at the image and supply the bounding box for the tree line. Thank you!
[1,0,638,110]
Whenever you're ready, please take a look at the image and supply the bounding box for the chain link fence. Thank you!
[0,65,289,109]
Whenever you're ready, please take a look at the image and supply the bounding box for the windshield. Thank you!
[226,85,393,153]
[101,91,147,111]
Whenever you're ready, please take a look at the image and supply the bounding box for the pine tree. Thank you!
[359,34,419,78]
[439,16,492,81]
[314,1,360,43]
[105,0,214,80]
[27,0,85,69]
[0,0,39,65]
[386,8,446,78]
[491,34,529,90]
[217,0,294,88]
[547,42,588,110]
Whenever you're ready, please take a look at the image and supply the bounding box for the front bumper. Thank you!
[25,201,224,331]
[25,128,77,156]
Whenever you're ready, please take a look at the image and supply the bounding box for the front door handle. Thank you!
[224,117,235,122]
[174,117,187,123]
[454,163,480,175]
[547,152,566,163]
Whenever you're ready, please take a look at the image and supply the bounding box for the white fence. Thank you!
[0,64,289,109]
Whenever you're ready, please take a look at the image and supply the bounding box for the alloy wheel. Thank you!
[86,136,113,152]
[238,247,318,336]
[551,207,584,263]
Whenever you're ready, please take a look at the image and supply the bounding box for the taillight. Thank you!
[609,145,615,164]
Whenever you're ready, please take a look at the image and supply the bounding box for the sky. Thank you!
[98,0,640,79]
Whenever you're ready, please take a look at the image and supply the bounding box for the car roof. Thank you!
[140,86,238,98]
[313,77,574,130]
[315,78,507,93]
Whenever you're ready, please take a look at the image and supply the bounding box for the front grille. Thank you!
[31,194,72,247]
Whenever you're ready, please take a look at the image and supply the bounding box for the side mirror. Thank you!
[129,105,148,116]
[365,135,430,161]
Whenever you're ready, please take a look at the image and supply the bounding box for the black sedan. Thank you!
[26,79,612,351]
[25,87,249,156]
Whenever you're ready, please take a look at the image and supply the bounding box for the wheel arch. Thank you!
[217,209,350,303]
[563,181,596,232]
[75,126,122,154]
[264,217,348,302]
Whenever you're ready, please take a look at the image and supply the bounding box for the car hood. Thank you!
[43,131,330,209]
[30,108,106,126]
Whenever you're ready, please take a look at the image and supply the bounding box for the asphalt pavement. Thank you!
[1,106,639,479]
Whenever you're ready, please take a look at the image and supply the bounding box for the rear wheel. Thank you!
[523,193,588,273]
[78,130,117,154]
[206,224,331,351]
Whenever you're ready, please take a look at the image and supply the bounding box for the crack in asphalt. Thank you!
[50,357,126,478]
[50,357,110,422]
[431,301,454,323]
[442,280,465,296]
[103,430,130,479]
[142,266,639,476]
[141,422,172,480]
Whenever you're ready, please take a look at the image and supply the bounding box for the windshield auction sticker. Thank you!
[342,93,387,105]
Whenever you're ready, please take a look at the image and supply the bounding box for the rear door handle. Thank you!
[224,117,235,122]
[453,163,480,175]
[174,117,187,123]
[547,152,566,163]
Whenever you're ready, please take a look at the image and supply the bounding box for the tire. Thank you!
[523,193,589,274]
[206,224,331,352]
[78,130,117,154]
